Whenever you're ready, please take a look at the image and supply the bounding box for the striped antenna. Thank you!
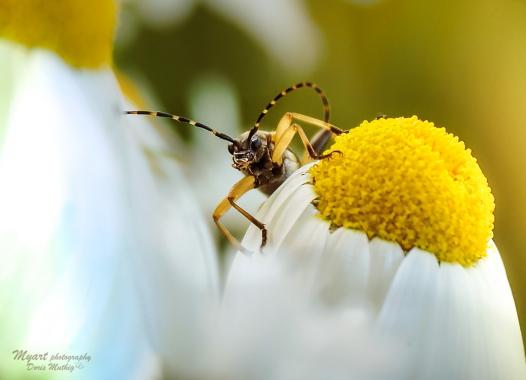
[248,81,331,138]
[124,110,236,143]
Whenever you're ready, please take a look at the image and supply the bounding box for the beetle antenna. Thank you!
[124,110,236,143]
[248,81,330,139]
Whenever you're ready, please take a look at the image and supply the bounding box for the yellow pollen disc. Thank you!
[309,116,495,266]
[0,0,117,68]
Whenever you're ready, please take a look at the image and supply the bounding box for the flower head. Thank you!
[0,0,116,67]
[229,116,525,379]
[310,116,494,266]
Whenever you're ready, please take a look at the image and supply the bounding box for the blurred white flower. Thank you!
[225,117,526,379]
[180,252,402,380]
[123,0,323,72]
[186,75,266,240]
[0,2,218,379]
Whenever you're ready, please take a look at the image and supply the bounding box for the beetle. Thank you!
[125,82,345,252]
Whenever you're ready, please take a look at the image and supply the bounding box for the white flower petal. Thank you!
[374,248,440,379]
[366,237,405,311]
[264,184,319,253]
[213,252,402,380]
[241,162,316,252]
[317,228,370,307]
[419,260,485,379]
[0,46,219,378]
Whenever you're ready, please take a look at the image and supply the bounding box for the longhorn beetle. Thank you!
[125,82,345,252]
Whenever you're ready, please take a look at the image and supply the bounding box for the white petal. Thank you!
[218,252,401,380]
[421,261,483,379]
[276,207,329,289]
[241,162,316,252]
[264,184,318,253]
[316,228,370,307]
[472,244,526,378]
[0,47,219,378]
[374,248,440,379]
[366,237,405,312]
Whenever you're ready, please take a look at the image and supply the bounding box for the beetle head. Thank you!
[228,131,267,170]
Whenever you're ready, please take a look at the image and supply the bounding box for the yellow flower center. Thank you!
[0,0,117,68]
[309,116,494,266]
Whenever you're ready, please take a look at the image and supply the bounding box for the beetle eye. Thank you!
[228,143,235,154]
[250,137,261,150]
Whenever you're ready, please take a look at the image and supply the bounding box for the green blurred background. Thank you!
[115,0,526,345]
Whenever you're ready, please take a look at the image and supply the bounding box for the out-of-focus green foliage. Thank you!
[115,0,526,347]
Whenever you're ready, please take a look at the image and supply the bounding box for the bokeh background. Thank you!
[115,0,526,345]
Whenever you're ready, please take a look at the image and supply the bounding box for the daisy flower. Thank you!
[227,116,526,379]
[0,1,218,378]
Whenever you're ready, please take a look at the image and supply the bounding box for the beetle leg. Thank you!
[273,114,343,166]
[213,175,267,252]
[287,112,346,135]
[272,123,314,165]
[301,128,338,165]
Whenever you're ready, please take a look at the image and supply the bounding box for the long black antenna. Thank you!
[124,110,236,143]
[248,81,331,139]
